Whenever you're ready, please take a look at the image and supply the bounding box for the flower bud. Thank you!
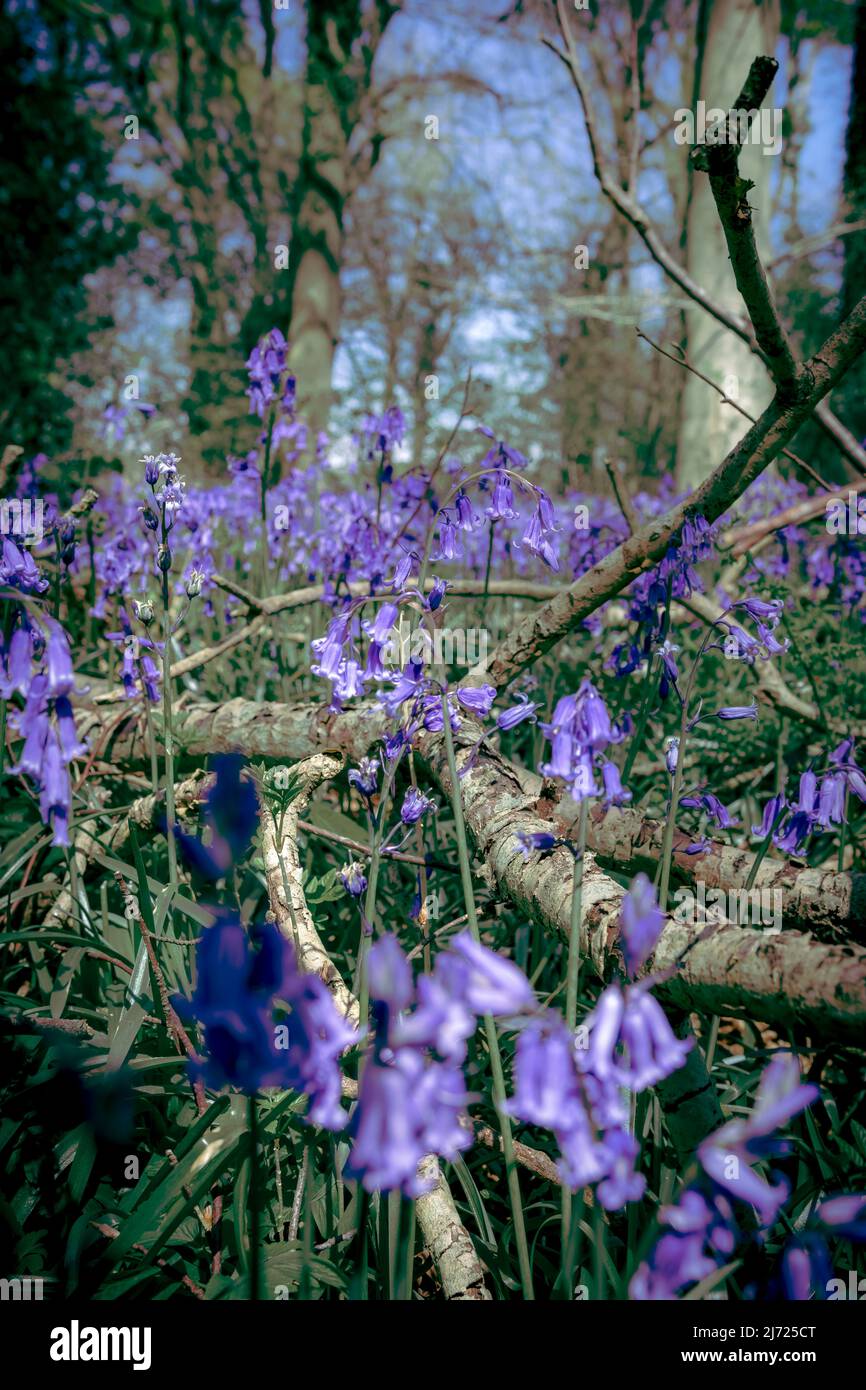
[157,543,172,572]
[133,598,156,626]
[185,569,204,599]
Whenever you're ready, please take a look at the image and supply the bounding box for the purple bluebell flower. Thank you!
[680,791,737,829]
[600,759,631,807]
[454,489,481,532]
[55,696,87,762]
[517,505,558,569]
[345,1054,452,1196]
[378,659,425,718]
[391,972,475,1064]
[43,619,76,698]
[817,1193,866,1240]
[400,786,436,825]
[657,639,680,700]
[619,873,664,978]
[366,602,399,646]
[774,811,812,855]
[340,861,368,897]
[0,625,33,699]
[485,471,519,521]
[738,596,783,625]
[456,684,495,717]
[516,829,560,856]
[752,793,786,838]
[368,934,414,1014]
[435,511,462,562]
[816,772,846,829]
[724,623,761,663]
[425,576,447,611]
[389,548,419,590]
[496,695,539,731]
[438,931,536,1017]
[174,912,353,1108]
[780,1234,834,1301]
[505,1015,584,1129]
[349,756,380,798]
[596,1129,645,1211]
[715,703,758,721]
[697,1053,818,1227]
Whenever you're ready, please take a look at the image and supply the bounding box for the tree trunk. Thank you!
[676,0,780,489]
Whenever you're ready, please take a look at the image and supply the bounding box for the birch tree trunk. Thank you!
[676,0,780,488]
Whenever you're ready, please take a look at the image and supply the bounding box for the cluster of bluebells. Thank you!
[434,440,561,572]
[345,931,535,1194]
[507,874,690,1203]
[176,762,691,1213]
[245,327,306,461]
[173,754,354,1124]
[176,910,355,1125]
[608,514,716,679]
[752,737,866,857]
[777,1193,866,1300]
[630,1053,819,1299]
[309,583,537,746]
[139,452,187,575]
[1,536,84,846]
[538,678,630,806]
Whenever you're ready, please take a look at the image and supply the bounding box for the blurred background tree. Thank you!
[3,0,863,495]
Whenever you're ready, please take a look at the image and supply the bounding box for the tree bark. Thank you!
[676,0,780,488]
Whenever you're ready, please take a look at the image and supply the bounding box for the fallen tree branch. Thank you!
[566,800,866,945]
[254,754,360,1029]
[82,693,866,1036]
[414,1156,493,1301]
[254,753,490,1299]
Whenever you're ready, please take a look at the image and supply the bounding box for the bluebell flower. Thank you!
[516,829,560,857]
[349,756,380,798]
[437,931,536,1017]
[340,861,368,897]
[619,873,664,978]
[817,1193,866,1240]
[378,659,425,718]
[698,1053,818,1227]
[496,695,539,731]
[601,759,631,806]
[816,772,846,829]
[752,793,786,838]
[715,703,758,721]
[485,470,519,521]
[680,790,737,828]
[425,576,448,611]
[456,684,496,717]
[400,786,436,825]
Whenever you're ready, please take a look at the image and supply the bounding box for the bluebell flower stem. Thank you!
[159,566,178,886]
[350,1189,371,1300]
[561,801,588,1296]
[838,788,850,871]
[357,757,399,1022]
[248,1094,261,1302]
[440,693,535,1300]
[658,704,689,913]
